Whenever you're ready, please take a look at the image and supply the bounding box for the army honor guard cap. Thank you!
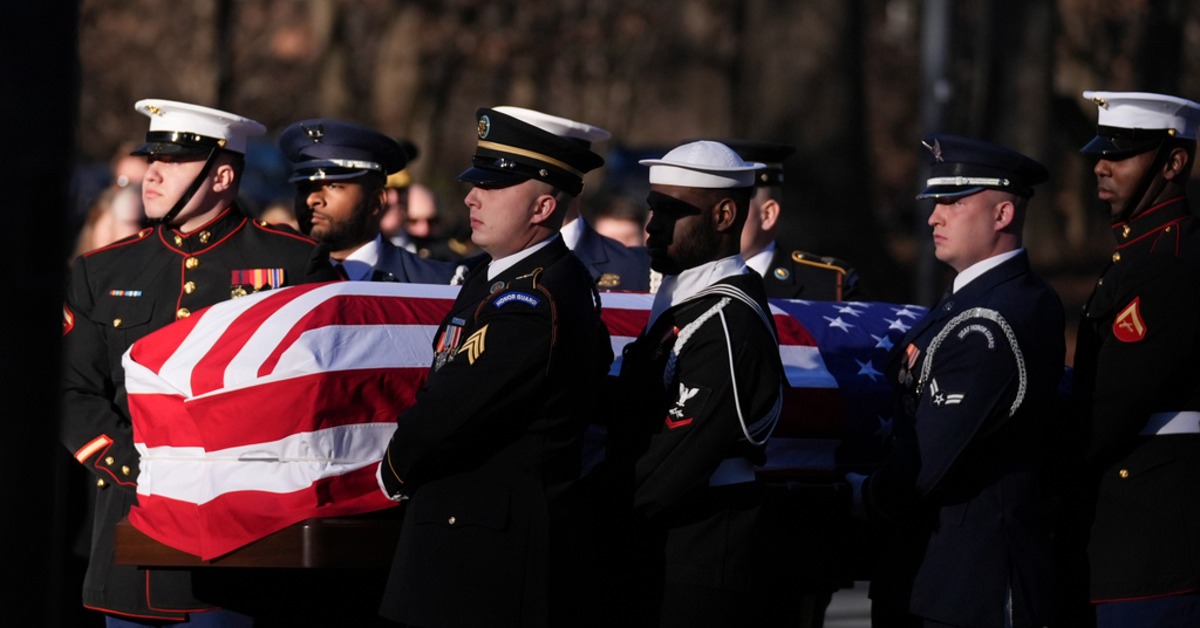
[702,139,795,187]
[1080,91,1200,160]
[916,133,1049,200]
[458,107,605,196]
[131,99,266,157]
[280,118,410,183]
[640,140,765,189]
[492,106,612,149]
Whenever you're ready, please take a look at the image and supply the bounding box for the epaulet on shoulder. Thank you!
[82,227,155,258]
[252,219,318,244]
[791,249,855,275]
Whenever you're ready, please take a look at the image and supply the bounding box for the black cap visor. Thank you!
[131,141,211,158]
[457,165,530,189]
[916,185,988,201]
[1080,126,1176,160]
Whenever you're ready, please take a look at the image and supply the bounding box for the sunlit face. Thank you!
[141,155,208,222]
[927,189,1008,273]
[1093,150,1155,219]
[645,185,720,275]
[298,178,379,251]
[464,179,552,258]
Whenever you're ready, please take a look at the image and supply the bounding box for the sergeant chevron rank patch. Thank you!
[458,324,488,365]
[62,304,75,336]
[1114,297,1146,343]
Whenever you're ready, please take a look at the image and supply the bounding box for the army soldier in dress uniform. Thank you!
[280,117,463,284]
[493,106,651,292]
[60,100,338,625]
[603,141,785,626]
[723,140,861,300]
[848,135,1064,627]
[1072,91,1200,627]
[375,107,613,628]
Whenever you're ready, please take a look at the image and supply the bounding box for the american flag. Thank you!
[124,281,924,559]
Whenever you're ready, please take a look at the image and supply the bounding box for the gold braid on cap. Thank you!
[476,140,584,178]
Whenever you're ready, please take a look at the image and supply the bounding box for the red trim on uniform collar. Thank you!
[169,206,235,238]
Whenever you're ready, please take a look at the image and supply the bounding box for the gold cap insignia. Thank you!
[597,273,621,288]
[773,267,790,280]
[478,115,491,139]
[303,123,324,142]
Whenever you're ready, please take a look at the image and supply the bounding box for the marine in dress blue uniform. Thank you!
[280,118,463,285]
[376,107,613,628]
[494,106,651,292]
[1072,91,1200,627]
[601,141,785,626]
[60,100,339,624]
[850,135,1065,628]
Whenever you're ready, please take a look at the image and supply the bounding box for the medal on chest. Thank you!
[433,317,467,371]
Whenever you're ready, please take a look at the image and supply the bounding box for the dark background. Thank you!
[15,0,1200,623]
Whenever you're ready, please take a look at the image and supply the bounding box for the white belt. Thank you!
[709,457,756,487]
[1140,411,1200,436]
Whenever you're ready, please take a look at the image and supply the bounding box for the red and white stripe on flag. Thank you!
[125,281,901,559]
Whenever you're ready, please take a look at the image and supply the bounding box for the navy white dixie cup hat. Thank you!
[279,118,410,183]
[639,140,765,189]
[458,107,605,197]
[1081,91,1200,159]
[131,99,265,157]
[916,134,1049,200]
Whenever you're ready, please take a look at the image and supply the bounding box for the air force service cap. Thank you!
[916,134,1048,200]
[639,140,765,189]
[458,107,605,196]
[1081,90,1200,160]
[279,118,410,183]
[706,139,795,187]
[131,99,265,157]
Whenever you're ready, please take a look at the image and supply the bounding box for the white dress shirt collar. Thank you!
[953,248,1023,293]
[647,254,750,330]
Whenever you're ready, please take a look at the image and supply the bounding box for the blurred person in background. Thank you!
[73,143,149,257]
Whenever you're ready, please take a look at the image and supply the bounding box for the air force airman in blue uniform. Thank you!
[279,118,464,285]
[850,135,1065,628]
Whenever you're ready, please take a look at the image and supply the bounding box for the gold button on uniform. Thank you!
[174,235,183,246]
[447,516,457,526]
[184,281,197,294]
[122,465,131,476]
[185,257,200,269]
[112,318,123,328]
[96,478,107,489]
[1122,225,1130,238]
[1112,252,1121,263]
[176,308,191,319]
[104,456,114,466]
[1119,469,1129,479]
[199,231,211,244]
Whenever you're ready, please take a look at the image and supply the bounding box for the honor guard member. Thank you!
[605,141,785,626]
[718,139,865,627]
[722,139,862,300]
[847,135,1064,627]
[493,106,652,292]
[60,100,338,624]
[280,118,463,284]
[1074,92,1200,627]
[376,107,613,628]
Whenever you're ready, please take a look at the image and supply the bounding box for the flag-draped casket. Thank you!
[123,281,925,560]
